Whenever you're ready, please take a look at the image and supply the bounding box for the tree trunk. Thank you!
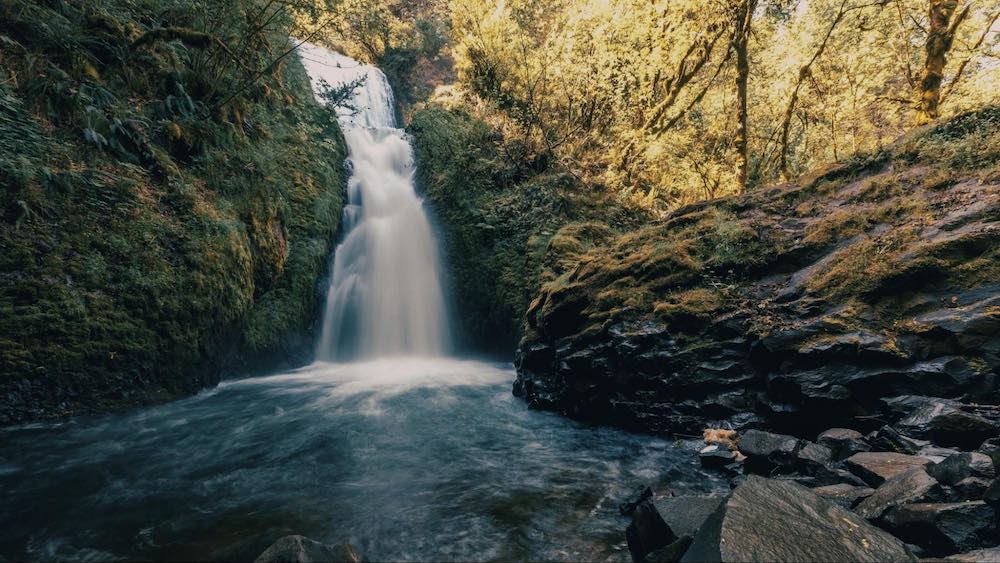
[916,0,969,124]
[733,0,756,193]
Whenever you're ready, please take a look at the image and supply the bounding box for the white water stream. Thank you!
[297,42,450,360]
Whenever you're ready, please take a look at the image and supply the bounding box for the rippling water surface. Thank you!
[0,360,724,561]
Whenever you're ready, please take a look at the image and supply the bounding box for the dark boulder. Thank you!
[680,476,916,562]
[853,467,941,520]
[620,485,654,516]
[928,453,996,486]
[811,483,875,509]
[868,426,930,455]
[738,429,801,473]
[627,500,678,562]
[979,437,1000,472]
[883,501,997,556]
[254,536,360,563]
[896,402,998,449]
[645,536,693,563]
[653,495,727,538]
[845,452,933,486]
[699,445,737,471]
[817,428,870,461]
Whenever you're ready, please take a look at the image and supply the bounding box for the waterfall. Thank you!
[297,41,450,361]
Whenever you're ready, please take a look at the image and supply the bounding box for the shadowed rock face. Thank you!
[514,108,1000,436]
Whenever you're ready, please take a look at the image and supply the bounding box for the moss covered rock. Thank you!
[515,107,1000,435]
[0,1,347,423]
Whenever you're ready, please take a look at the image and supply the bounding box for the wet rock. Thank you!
[681,476,916,562]
[979,437,1000,471]
[896,402,998,449]
[817,428,870,461]
[796,441,833,469]
[868,426,930,455]
[845,451,933,486]
[948,547,1000,562]
[738,429,801,472]
[920,445,965,464]
[620,485,654,516]
[644,536,693,563]
[811,483,875,509]
[984,479,999,507]
[882,501,997,556]
[698,444,737,470]
[927,452,996,486]
[627,500,677,562]
[854,467,941,520]
[653,495,727,538]
[255,535,360,563]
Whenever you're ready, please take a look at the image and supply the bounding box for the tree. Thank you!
[916,0,969,124]
[732,0,758,193]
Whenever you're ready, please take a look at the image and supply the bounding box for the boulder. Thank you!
[845,452,933,486]
[627,500,678,562]
[896,402,998,449]
[811,483,875,509]
[883,501,997,556]
[817,428,870,461]
[738,430,801,472]
[948,547,1000,562]
[928,453,996,486]
[796,441,833,469]
[868,426,930,455]
[979,437,1000,472]
[645,536,693,563]
[653,495,727,538]
[853,467,941,520]
[699,444,737,470]
[254,536,360,563]
[680,476,916,562]
[620,485,654,516]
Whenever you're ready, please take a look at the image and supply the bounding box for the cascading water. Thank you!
[297,42,450,360]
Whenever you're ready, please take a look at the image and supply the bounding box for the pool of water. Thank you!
[0,359,725,561]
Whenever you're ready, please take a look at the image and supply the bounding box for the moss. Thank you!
[654,288,725,325]
[0,0,347,423]
[408,105,647,353]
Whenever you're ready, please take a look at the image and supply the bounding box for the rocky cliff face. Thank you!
[515,108,1000,436]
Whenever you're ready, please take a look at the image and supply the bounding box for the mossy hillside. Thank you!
[0,0,347,423]
[527,106,1000,346]
[407,105,647,354]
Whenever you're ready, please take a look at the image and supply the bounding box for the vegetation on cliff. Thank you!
[0,0,347,423]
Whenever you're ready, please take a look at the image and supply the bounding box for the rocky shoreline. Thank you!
[621,395,999,562]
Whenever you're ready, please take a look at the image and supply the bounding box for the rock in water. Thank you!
[627,500,678,562]
[681,476,916,562]
[255,535,360,563]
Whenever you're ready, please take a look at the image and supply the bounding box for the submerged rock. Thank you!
[681,476,916,562]
[255,535,360,563]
